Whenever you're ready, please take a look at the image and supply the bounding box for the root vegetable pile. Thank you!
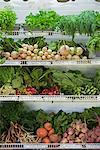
[61,120,88,143]
[36,122,61,143]
[2,43,87,61]
[0,103,100,144]
[0,122,41,143]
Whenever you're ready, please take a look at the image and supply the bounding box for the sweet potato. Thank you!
[42,137,51,143]
[44,122,52,131]
[36,128,48,138]
[48,128,54,136]
[49,134,59,143]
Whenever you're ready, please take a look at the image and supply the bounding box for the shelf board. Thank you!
[0,59,100,66]
[0,143,100,149]
[0,95,99,102]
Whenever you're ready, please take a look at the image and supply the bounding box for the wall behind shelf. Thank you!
[0,0,100,24]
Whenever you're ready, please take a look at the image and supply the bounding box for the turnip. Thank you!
[71,123,76,129]
[55,55,61,60]
[47,55,51,59]
[94,128,100,137]
[26,56,31,60]
[20,53,27,59]
[42,55,46,60]
[34,49,38,54]
[76,47,83,56]
[28,45,34,51]
[72,55,80,61]
[32,56,37,60]
[66,54,72,60]
[18,48,24,54]
[63,132,68,138]
[5,52,10,58]
[67,128,74,135]
[75,137,81,143]
[59,45,70,56]
[11,51,18,59]
[8,57,13,60]
[91,133,97,140]
[48,49,52,54]
[42,47,48,52]
[75,124,81,131]
[81,127,88,133]
[82,56,87,60]
[96,136,100,142]
[37,56,42,60]
[44,52,48,57]
[70,47,75,55]
[51,53,54,58]
[61,138,68,143]
[22,44,28,48]
[27,50,32,56]
[52,51,57,55]
[61,56,66,60]
[18,56,22,60]
[39,51,43,56]
[79,133,85,139]
[34,44,38,49]
[31,53,35,57]
[69,140,74,143]
[22,49,27,54]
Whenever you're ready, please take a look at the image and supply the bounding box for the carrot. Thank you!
[36,128,48,138]
[44,122,52,131]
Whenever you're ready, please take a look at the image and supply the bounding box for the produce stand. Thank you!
[0,0,100,149]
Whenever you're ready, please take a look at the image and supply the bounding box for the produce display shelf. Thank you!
[0,95,99,102]
[0,143,100,149]
[0,59,100,66]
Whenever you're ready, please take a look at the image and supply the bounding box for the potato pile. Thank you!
[4,43,87,61]
[61,120,88,143]
[36,122,61,143]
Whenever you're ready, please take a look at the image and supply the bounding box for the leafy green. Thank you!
[0,67,15,84]
[0,8,16,32]
[94,69,100,94]
[0,102,27,134]
[58,15,78,40]
[51,69,92,94]
[78,11,97,36]
[25,10,60,31]
[87,32,100,54]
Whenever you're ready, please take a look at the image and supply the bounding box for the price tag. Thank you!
[20,61,28,65]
